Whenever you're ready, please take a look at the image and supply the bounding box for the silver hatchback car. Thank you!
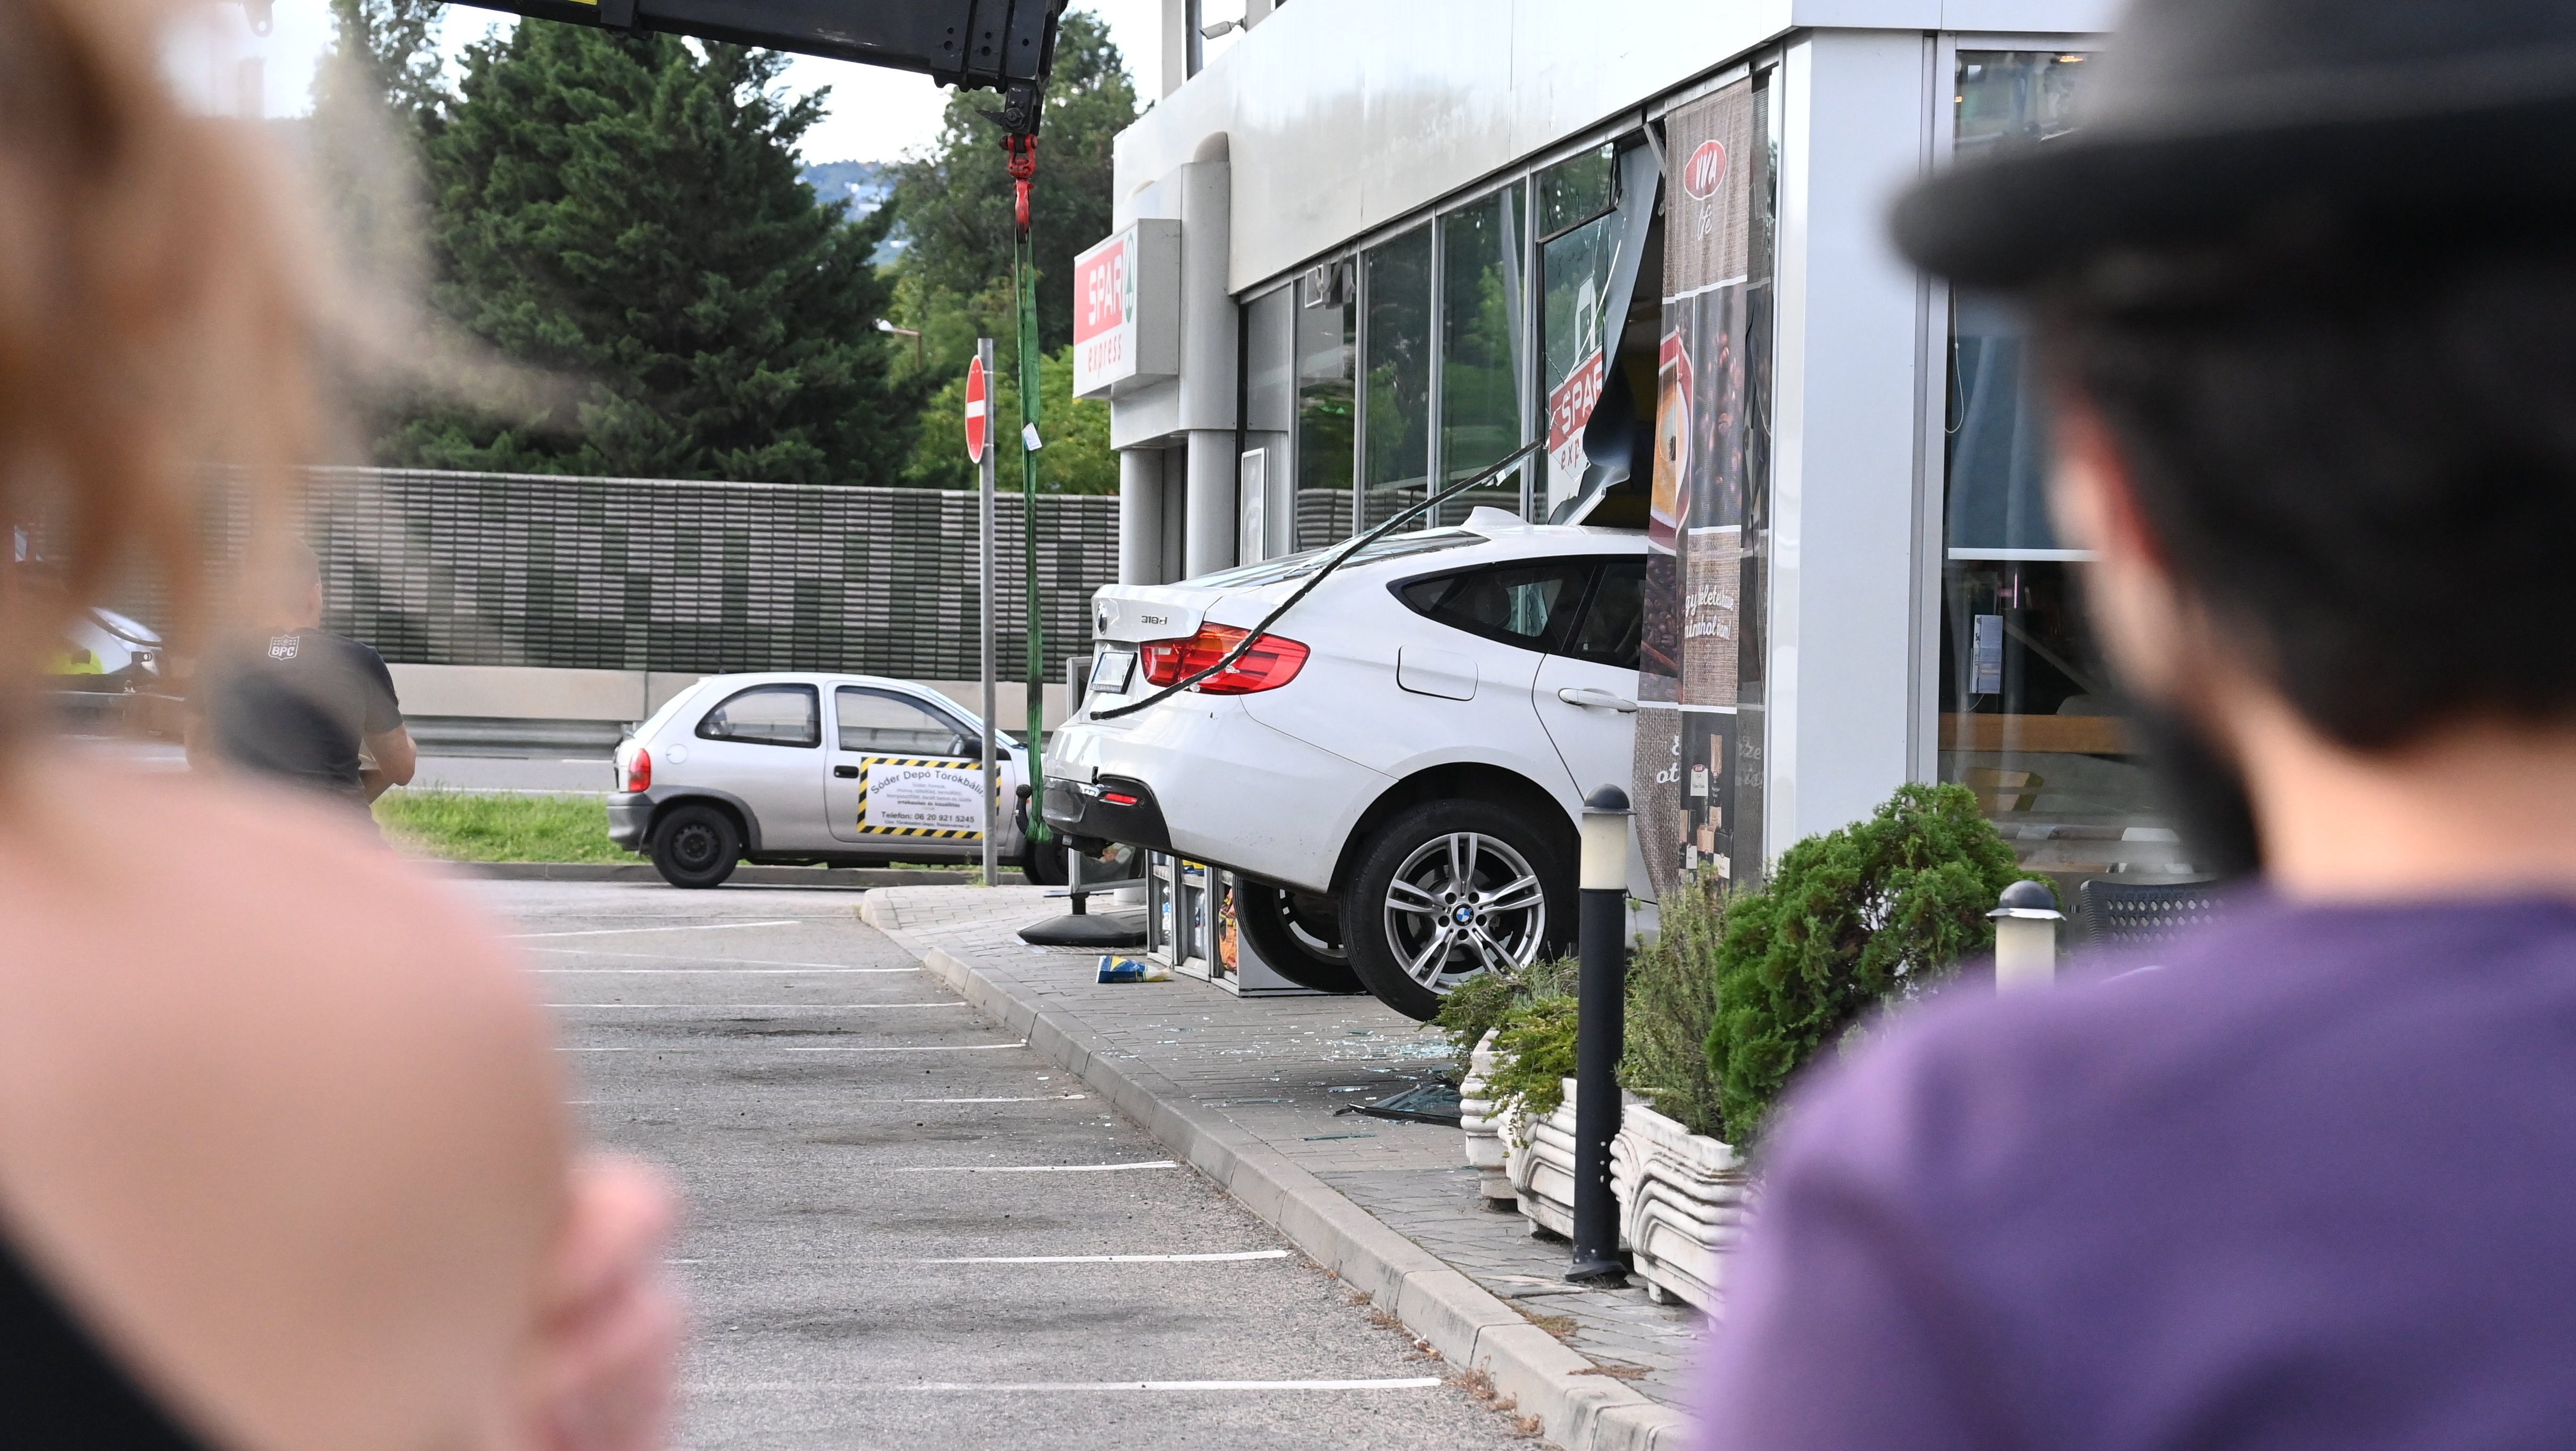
[607,672,1035,888]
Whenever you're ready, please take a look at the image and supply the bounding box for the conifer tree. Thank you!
[387,23,902,485]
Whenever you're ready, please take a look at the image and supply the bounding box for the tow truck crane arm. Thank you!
[449,0,1068,135]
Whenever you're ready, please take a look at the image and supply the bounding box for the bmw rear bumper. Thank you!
[1041,774,1173,854]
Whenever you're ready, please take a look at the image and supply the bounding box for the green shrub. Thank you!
[1431,954,1578,1062]
[1485,994,1580,1124]
[1707,782,2039,1145]
[1619,872,1729,1140]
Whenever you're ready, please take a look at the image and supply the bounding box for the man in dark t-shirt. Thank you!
[196,544,415,805]
[1697,5,2576,1449]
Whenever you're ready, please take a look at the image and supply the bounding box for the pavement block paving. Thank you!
[859,885,1712,1448]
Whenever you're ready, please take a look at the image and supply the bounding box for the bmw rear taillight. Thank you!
[1138,625,1309,695]
[623,748,651,792]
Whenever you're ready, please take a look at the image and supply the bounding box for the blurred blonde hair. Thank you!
[0,0,319,723]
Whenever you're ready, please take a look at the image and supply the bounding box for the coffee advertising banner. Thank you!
[1634,78,1762,897]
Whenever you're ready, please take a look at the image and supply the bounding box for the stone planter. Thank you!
[1609,1104,1750,1311]
[1504,1077,1581,1238]
[1504,1079,1645,1244]
[1458,1029,1516,1204]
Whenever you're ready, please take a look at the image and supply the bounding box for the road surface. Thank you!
[478,878,1535,1450]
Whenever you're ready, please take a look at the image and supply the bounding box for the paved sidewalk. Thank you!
[860,885,1709,1449]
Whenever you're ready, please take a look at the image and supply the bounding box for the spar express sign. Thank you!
[1070,220,1180,398]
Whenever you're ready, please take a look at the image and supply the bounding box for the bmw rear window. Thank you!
[1184,530,1481,589]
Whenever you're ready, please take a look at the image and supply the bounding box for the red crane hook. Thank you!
[1003,133,1039,235]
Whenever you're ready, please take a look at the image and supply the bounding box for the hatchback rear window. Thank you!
[697,683,819,748]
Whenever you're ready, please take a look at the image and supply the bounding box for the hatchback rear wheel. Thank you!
[1341,800,1571,1020]
[650,802,740,889]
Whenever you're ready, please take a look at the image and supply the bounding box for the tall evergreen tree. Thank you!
[313,0,449,126]
[888,11,1134,357]
[387,24,902,485]
[883,11,1134,490]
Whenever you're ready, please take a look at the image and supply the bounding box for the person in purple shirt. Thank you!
[1699,3,2576,1448]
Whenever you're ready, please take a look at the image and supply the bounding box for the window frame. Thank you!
[695,682,822,750]
[831,685,978,759]
[1552,553,1647,671]
[1388,556,1605,657]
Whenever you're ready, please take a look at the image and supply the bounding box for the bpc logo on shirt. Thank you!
[267,635,301,661]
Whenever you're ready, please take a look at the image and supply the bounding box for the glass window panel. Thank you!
[1438,188,1529,523]
[1936,52,2196,881]
[1536,143,1617,238]
[1944,53,2086,554]
[1955,51,2085,156]
[1295,268,1354,548]
[1398,560,1595,653]
[697,684,818,748]
[835,687,967,756]
[1948,290,2059,552]
[1362,223,1434,530]
[1561,555,1645,670]
[1245,286,1295,433]
[1539,210,1625,516]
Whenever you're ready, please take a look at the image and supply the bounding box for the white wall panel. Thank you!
[1110,0,2104,291]
[1764,29,1934,858]
[1941,0,2119,34]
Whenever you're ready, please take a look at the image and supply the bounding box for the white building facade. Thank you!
[1083,0,2184,893]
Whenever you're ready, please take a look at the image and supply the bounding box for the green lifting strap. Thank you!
[1008,135,1050,845]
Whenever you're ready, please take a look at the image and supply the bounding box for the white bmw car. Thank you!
[1043,518,1646,1018]
[608,672,1035,888]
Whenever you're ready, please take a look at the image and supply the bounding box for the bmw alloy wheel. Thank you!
[1379,832,1548,991]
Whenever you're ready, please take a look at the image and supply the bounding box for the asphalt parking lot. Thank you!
[476,878,1537,1450]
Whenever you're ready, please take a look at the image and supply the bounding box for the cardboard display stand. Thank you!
[1142,852,1325,996]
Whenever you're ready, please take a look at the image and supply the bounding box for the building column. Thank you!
[1118,447,1165,585]
[1183,431,1237,579]
[1763,30,1935,860]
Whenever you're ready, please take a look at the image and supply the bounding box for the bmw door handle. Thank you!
[1558,687,1640,713]
[833,764,860,778]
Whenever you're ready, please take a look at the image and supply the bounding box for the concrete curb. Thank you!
[447,862,1026,888]
[859,895,1693,1451]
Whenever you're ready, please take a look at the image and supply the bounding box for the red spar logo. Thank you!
[1682,140,1728,199]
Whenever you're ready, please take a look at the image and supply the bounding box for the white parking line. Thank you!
[919,1250,1289,1264]
[570,1094,1085,1105]
[530,948,914,970]
[779,1041,1027,1053]
[508,920,803,939]
[562,1041,1024,1053]
[542,1003,961,1010]
[895,1161,1176,1174]
[890,1379,1445,1392]
[532,961,917,972]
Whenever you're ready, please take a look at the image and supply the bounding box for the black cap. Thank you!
[1891,1,2576,288]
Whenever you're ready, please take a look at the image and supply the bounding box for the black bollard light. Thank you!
[1567,784,1631,1285]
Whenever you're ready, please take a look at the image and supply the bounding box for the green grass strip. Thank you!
[375,788,630,864]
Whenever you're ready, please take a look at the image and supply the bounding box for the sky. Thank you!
[225,0,1167,165]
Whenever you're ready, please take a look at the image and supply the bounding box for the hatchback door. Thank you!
[1529,556,1657,895]
[826,686,991,850]
[684,682,828,850]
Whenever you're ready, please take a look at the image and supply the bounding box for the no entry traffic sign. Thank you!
[964,356,990,462]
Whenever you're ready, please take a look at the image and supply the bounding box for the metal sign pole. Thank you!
[975,338,1000,887]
